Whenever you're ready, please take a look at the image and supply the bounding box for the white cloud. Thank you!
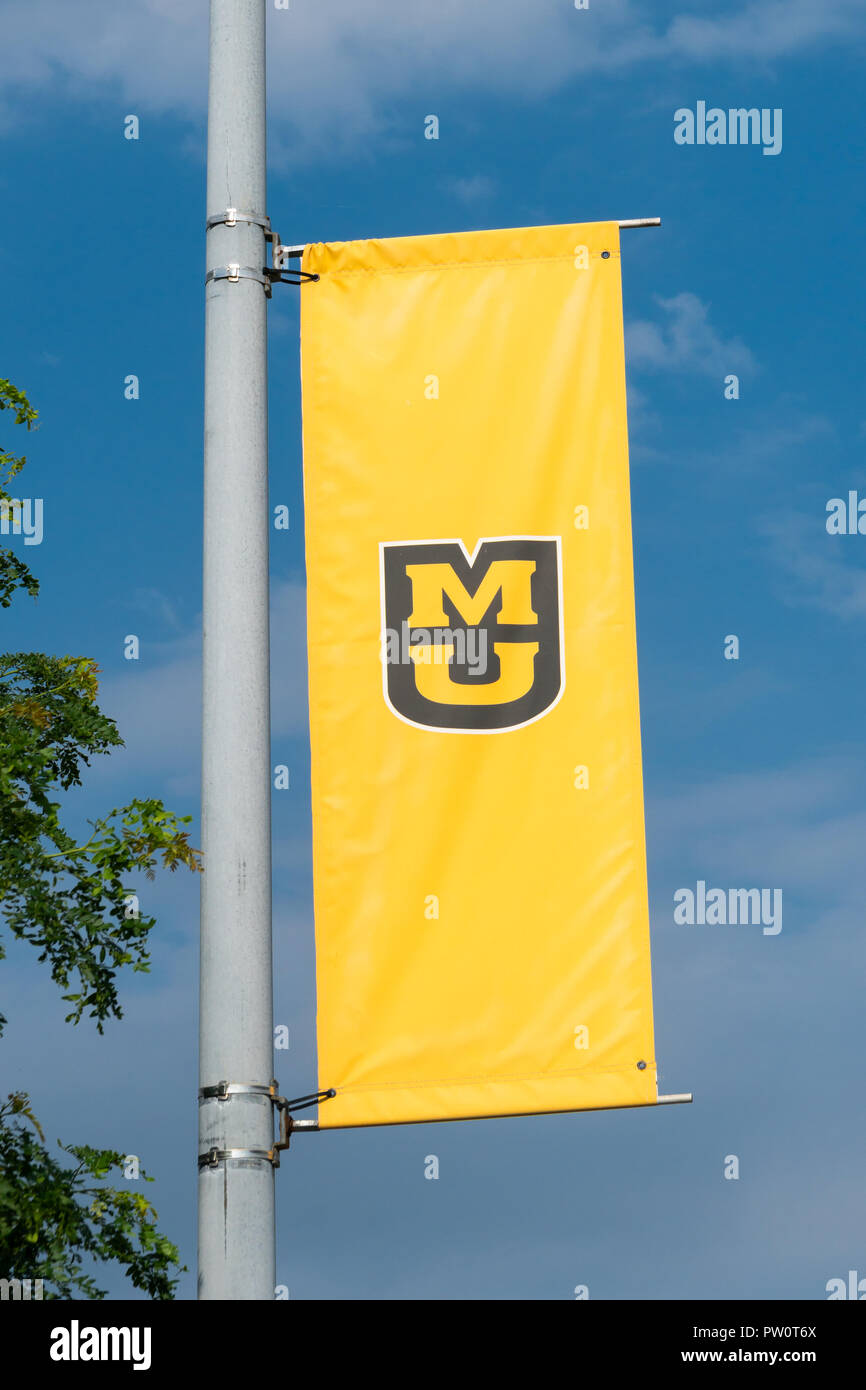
[665,0,864,60]
[635,399,834,471]
[89,579,308,795]
[648,754,866,989]
[127,586,188,634]
[626,292,757,378]
[1,0,863,153]
[727,411,834,466]
[759,510,866,620]
[443,174,497,206]
[651,755,866,891]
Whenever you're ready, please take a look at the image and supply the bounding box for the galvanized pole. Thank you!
[199,0,275,1300]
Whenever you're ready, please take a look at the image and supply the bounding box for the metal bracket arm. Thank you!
[197,1080,332,1169]
[205,209,319,291]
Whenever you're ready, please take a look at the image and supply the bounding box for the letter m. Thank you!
[406,559,537,629]
[729,108,760,144]
[102,1329,130,1360]
[729,888,761,924]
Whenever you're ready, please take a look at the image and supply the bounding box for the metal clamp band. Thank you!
[198,1146,276,1169]
[206,207,271,232]
[199,1080,278,1102]
[206,264,270,288]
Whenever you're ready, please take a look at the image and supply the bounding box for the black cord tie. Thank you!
[266,267,320,287]
[282,1088,337,1113]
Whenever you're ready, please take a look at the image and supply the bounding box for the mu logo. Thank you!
[379,536,564,732]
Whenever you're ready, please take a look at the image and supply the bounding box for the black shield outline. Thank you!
[379,536,564,733]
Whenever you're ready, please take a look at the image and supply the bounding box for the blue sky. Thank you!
[2,0,865,1299]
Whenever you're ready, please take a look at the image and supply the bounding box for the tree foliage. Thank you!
[0,379,200,1298]
[0,1094,182,1300]
[0,377,39,608]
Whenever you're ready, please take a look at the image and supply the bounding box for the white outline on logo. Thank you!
[378,535,566,734]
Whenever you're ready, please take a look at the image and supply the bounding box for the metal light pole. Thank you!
[199,0,275,1300]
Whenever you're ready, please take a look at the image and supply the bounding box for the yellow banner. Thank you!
[301,222,657,1128]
